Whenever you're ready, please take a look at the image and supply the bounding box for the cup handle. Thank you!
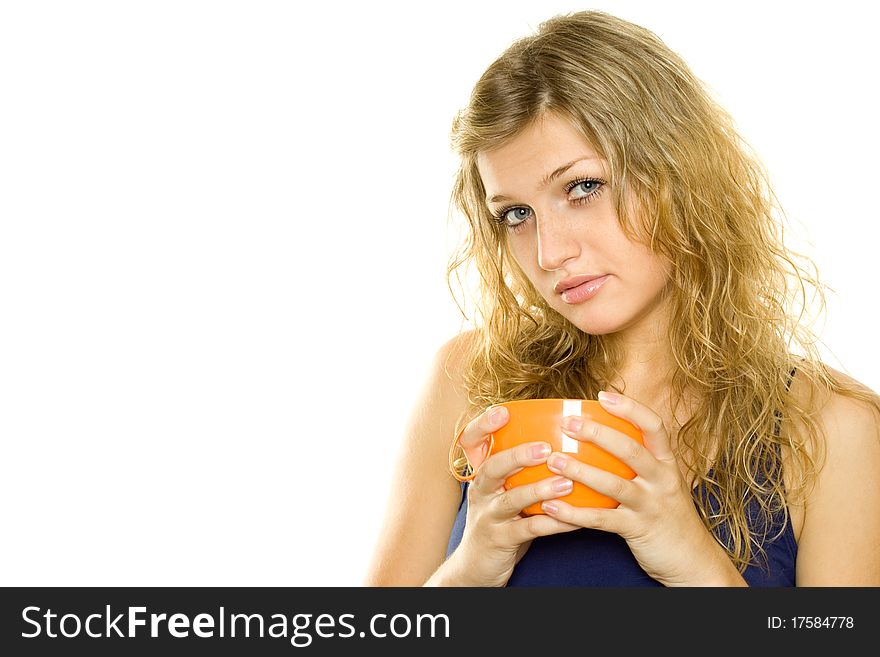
[448,425,495,482]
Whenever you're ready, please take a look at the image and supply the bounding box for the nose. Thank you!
[536,211,579,272]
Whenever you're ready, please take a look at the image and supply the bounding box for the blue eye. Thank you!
[492,177,607,233]
[570,178,604,199]
[498,207,532,224]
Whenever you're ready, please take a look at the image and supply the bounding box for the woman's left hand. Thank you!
[541,390,745,586]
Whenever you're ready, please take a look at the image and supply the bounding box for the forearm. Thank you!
[690,555,749,586]
[699,536,749,586]
[665,536,749,587]
[424,550,483,587]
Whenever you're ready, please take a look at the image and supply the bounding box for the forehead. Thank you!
[476,114,605,198]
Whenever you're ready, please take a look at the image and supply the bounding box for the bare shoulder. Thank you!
[362,330,478,586]
[812,365,880,499]
[792,364,880,452]
[413,329,478,440]
[436,329,478,382]
[792,364,880,585]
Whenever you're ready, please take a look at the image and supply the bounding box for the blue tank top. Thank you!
[445,368,799,586]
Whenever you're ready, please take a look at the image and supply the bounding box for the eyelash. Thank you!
[492,177,607,233]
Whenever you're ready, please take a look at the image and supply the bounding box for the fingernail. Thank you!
[552,477,573,493]
[530,443,551,459]
[598,391,618,405]
[542,501,559,514]
[563,416,583,432]
[489,407,507,423]
[547,453,567,473]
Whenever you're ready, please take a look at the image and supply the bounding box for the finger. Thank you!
[489,474,575,520]
[540,498,630,535]
[560,414,660,479]
[509,513,582,544]
[455,406,511,474]
[459,405,508,449]
[596,391,675,462]
[471,442,551,496]
[545,452,639,507]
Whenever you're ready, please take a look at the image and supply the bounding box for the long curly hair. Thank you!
[444,10,880,574]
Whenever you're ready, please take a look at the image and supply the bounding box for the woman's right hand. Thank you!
[452,407,582,587]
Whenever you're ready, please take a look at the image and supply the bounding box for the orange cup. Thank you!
[466,398,645,516]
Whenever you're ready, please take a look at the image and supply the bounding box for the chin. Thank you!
[577,324,620,337]
[561,313,622,336]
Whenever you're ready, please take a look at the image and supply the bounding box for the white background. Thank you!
[1,1,877,586]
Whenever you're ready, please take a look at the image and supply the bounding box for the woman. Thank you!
[365,10,880,586]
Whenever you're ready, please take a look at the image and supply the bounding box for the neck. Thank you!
[604,365,701,441]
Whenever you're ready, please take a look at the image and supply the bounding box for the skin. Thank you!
[478,111,703,473]
[477,111,677,403]
[363,111,880,587]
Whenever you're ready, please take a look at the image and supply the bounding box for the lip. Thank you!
[559,275,610,304]
[554,274,608,294]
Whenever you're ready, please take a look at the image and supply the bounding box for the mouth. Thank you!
[557,275,611,304]
[554,274,608,295]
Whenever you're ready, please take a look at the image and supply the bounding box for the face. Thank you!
[477,111,673,339]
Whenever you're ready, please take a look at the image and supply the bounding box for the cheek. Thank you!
[507,240,535,270]
[620,239,670,277]
[635,261,673,300]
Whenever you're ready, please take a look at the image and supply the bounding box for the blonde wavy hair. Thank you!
[444,10,880,574]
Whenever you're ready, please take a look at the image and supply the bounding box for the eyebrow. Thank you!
[485,156,600,205]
